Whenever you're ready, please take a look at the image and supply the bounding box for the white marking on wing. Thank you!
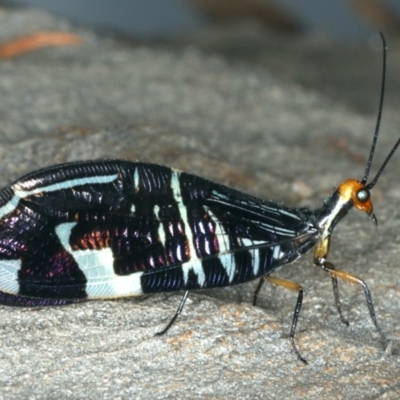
[260,206,280,215]
[274,226,297,235]
[0,174,119,220]
[278,209,301,220]
[218,253,235,283]
[154,205,167,247]
[242,238,264,276]
[252,249,260,277]
[206,207,235,283]
[56,222,143,298]
[206,208,230,253]
[0,196,21,220]
[273,245,281,260]
[170,171,205,287]
[211,190,229,201]
[0,259,22,294]
[181,260,206,288]
[133,167,140,192]
[14,174,118,195]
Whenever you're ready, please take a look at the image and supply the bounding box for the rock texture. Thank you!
[0,7,399,400]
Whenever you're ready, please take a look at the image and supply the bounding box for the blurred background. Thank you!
[2,0,400,128]
[2,0,400,42]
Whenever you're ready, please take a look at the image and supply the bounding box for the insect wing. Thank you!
[0,160,318,303]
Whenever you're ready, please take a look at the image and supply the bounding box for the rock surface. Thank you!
[0,7,399,400]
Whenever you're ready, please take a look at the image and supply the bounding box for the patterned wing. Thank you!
[0,161,319,304]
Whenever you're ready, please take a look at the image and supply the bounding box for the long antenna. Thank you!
[365,34,400,190]
[366,136,400,189]
[361,32,386,185]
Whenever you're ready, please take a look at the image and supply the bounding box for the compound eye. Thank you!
[356,189,370,203]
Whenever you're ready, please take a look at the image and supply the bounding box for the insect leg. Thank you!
[313,237,349,325]
[266,276,307,364]
[317,261,392,348]
[315,260,349,326]
[253,277,266,306]
[155,291,189,336]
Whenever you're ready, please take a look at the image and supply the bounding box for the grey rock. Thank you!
[0,8,399,400]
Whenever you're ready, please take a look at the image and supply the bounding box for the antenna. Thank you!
[365,33,400,190]
[361,32,386,185]
[366,137,400,189]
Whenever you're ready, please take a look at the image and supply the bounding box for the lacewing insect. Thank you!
[0,34,398,364]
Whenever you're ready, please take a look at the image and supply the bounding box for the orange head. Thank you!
[337,179,376,224]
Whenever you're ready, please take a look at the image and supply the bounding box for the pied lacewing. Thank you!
[0,34,397,363]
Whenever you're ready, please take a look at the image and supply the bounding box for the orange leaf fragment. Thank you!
[0,31,82,59]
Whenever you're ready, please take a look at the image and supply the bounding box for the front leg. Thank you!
[314,237,391,349]
[314,258,349,326]
[313,237,348,325]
